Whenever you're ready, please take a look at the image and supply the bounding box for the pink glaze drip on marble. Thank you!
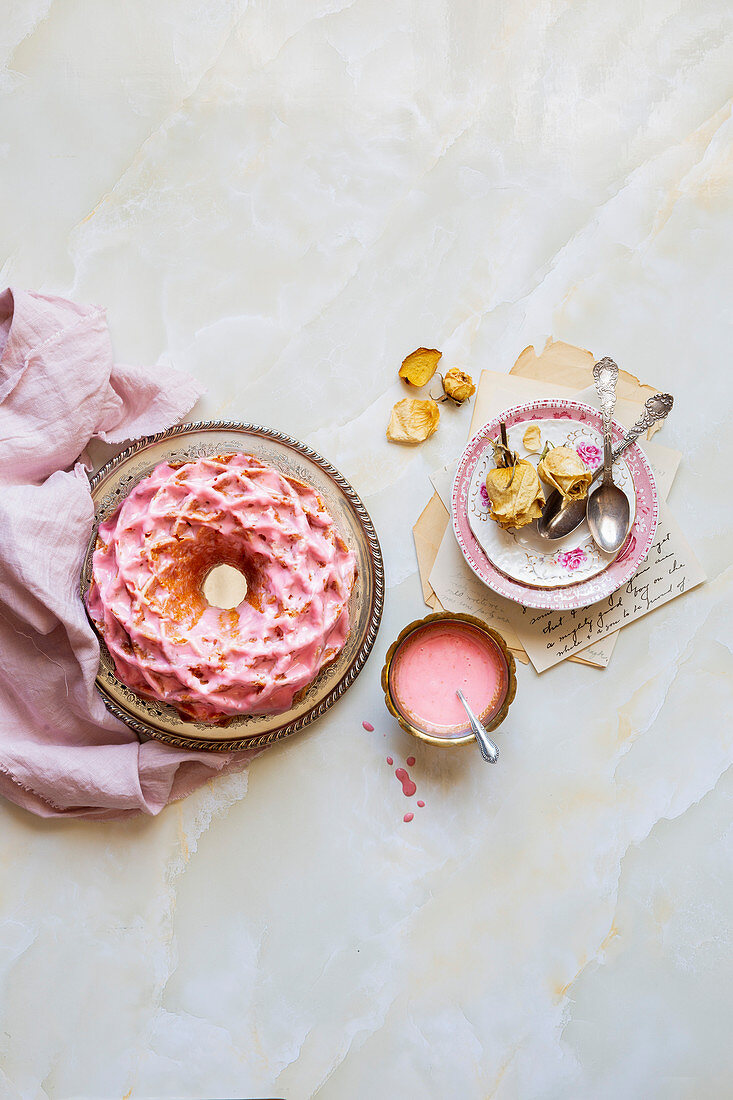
[395,768,416,797]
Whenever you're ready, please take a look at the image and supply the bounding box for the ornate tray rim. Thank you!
[81,420,384,753]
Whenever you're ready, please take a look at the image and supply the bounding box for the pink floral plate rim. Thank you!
[451,399,659,611]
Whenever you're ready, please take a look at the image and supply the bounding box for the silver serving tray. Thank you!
[81,421,384,752]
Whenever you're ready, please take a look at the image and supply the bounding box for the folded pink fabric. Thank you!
[0,288,256,819]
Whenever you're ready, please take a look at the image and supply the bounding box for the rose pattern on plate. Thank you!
[576,442,602,469]
[479,483,490,510]
[557,547,587,570]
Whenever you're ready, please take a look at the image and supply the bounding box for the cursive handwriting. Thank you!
[509,509,706,672]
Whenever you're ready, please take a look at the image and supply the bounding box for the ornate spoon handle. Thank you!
[593,357,619,486]
[589,392,674,487]
[456,690,499,764]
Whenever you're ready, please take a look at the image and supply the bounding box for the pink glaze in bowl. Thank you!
[381,613,517,747]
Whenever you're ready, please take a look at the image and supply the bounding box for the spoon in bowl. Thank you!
[536,392,673,541]
[586,358,634,554]
[456,689,499,763]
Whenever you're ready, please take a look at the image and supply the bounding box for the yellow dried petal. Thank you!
[443,368,476,404]
[399,347,442,387]
[485,460,544,529]
[386,398,440,444]
[537,445,593,501]
[522,424,542,453]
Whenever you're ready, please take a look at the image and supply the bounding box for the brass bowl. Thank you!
[381,612,517,747]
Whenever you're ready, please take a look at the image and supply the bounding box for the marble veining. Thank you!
[0,1,732,1097]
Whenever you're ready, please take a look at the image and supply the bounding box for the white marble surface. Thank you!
[1,2,732,1097]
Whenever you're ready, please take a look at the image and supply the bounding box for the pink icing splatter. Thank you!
[403,813,414,823]
[386,756,393,766]
[417,800,425,808]
[406,756,415,767]
[395,768,416,797]
[557,547,587,570]
[362,720,374,731]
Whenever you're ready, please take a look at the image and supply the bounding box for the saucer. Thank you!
[452,400,659,612]
[467,414,635,589]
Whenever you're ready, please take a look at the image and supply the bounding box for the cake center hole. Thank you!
[202,564,248,610]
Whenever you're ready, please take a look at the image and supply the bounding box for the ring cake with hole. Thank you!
[86,453,357,723]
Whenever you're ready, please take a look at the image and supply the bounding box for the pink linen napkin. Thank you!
[0,287,256,820]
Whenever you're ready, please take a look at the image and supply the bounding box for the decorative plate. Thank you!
[467,415,636,588]
[81,421,384,752]
[452,400,659,612]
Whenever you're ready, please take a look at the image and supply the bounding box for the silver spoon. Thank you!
[456,689,499,763]
[586,358,633,554]
[536,392,673,541]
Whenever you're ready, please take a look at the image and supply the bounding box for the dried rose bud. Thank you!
[537,444,592,501]
[485,460,544,529]
[443,368,476,404]
[386,398,440,444]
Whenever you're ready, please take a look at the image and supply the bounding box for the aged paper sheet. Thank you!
[414,341,693,673]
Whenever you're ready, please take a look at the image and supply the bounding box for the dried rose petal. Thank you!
[386,398,440,444]
[399,347,442,387]
[522,424,542,453]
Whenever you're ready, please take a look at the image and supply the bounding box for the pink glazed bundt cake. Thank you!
[86,453,357,723]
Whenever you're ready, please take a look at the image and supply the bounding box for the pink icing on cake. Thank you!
[86,453,357,723]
